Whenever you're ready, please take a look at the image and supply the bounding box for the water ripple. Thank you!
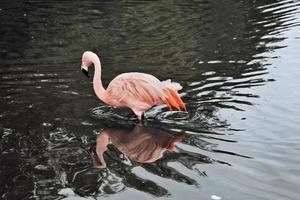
[1,0,300,199]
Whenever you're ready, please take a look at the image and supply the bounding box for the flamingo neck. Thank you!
[91,54,107,102]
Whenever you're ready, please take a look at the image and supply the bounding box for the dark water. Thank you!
[1,0,300,199]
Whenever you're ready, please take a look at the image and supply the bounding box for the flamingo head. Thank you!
[81,51,93,78]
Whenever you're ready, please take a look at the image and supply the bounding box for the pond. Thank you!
[1,0,300,199]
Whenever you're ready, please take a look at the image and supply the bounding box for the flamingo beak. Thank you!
[81,65,89,78]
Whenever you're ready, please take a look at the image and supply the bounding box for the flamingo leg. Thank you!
[141,113,145,120]
[137,114,142,121]
[132,109,143,121]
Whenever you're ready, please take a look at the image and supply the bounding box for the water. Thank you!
[1,0,300,199]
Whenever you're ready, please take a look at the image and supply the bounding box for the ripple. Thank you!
[91,106,137,123]
[201,71,216,76]
[1,0,300,199]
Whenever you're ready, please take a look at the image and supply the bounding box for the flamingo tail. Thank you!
[166,134,186,151]
[162,80,186,111]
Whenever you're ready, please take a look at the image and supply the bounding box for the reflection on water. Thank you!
[93,124,186,167]
[1,0,300,199]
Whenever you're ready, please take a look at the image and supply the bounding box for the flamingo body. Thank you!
[81,51,186,120]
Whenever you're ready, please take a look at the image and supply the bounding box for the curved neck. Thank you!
[91,54,107,101]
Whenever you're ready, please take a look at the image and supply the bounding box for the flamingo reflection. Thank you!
[92,124,186,168]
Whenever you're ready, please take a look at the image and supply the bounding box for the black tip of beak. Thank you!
[82,68,89,78]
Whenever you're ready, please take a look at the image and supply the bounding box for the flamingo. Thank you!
[81,51,186,120]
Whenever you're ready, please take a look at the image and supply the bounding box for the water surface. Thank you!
[1,0,300,199]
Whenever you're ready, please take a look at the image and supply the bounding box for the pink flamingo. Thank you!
[81,51,186,120]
